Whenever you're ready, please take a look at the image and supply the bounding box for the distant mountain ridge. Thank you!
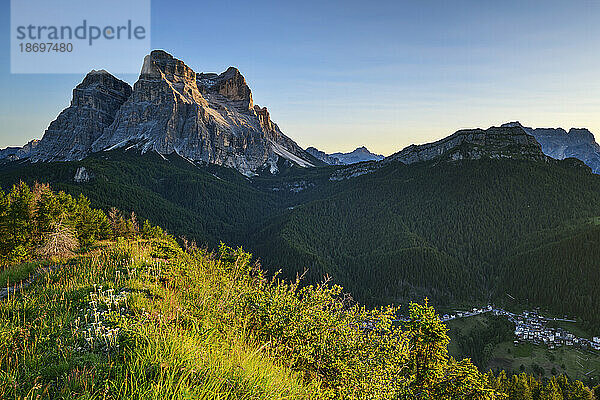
[502,121,600,173]
[3,50,600,179]
[1,50,315,176]
[306,146,383,165]
[387,126,547,164]
[330,125,552,181]
[0,139,39,161]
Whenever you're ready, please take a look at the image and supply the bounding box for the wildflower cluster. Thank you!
[72,284,128,352]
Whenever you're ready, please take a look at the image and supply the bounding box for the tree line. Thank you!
[0,181,162,266]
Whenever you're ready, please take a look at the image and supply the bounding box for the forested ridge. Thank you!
[2,152,600,332]
[250,158,600,330]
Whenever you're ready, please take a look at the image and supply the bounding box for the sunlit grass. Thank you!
[0,239,317,399]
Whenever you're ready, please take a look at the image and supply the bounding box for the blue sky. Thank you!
[1,0,599,155]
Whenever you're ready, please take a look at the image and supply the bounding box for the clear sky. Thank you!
[1,0,599,155]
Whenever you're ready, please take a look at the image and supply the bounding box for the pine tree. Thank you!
[5,182,34,260]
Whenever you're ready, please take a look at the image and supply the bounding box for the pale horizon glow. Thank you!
[1,0,599,157]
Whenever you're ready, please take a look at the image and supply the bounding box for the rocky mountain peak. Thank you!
[141,50,196,82]
[88,50,312,175]
[0,50,317,174]
[567,128,595,144]
[505,122,600,173]
[72,69,132,106]
[197,66,253,112]
[135,50,207,107]
[29,70,132,162]
[501,121,524,128]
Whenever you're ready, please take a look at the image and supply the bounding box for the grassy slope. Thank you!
[490,342,600,386]
[0,239,317,399]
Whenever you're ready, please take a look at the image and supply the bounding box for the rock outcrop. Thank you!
[32,70,132,162]
[0,139,39,162]
[502,122,600,173]
[73,166,92,183]
[387,126,547,165]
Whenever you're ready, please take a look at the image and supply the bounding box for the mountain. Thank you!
[32,70,132,162]
[1,50,315,176]
[4,62,600,333]
[305,147,345,165]
[0,139,39,161]
[91,51,315,175]
[331,146,384,164]
[388,125,547,164]
[251,156,600,327]
[502,121,600,173]
[306,146,383,165]
[330,125,550,181]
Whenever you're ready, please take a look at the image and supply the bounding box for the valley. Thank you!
[445,311,600,388]
[2,49,600,398]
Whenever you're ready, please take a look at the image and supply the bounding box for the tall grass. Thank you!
[0,238,317,399]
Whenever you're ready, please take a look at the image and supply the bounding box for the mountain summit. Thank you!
[32,70,132,162]
[306,146,383,165]
[6,50,315,176]
[502,121,600,173]
[387,125,547,165]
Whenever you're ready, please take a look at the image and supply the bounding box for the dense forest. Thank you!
[2,152,600,333]
[0,183,598,398]
[250,158,600,330]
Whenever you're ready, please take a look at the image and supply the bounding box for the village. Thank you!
[441,306,600,352]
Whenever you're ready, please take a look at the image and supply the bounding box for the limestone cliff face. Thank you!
[330,126,549,181]
[502,122,600,173]
[32,70,132,162]
[2,50,313,176]
[90,50,312,175]
[208,67,253,112]
[387,126,547,165]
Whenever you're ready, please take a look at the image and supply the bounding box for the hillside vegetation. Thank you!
[4,154,600,333]
[2,184,599,399]
[249,159,600,331]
